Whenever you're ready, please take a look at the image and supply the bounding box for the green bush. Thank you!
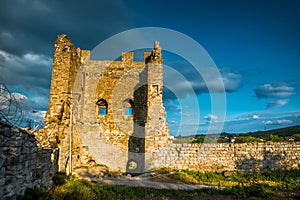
[52,172,68,186]
[192,136,216,144]
[269,134,284,142]
[293,134,300,141]
[18,187,47,200]
[234,136,261,143]
[223,184,266,198]
[192,136,205,143]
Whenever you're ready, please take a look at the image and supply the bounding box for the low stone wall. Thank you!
[0,121,58,200]
[148,142,300,172]
[66,136,300,174]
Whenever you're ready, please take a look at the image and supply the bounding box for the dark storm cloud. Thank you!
[0,0,135,55]
[0,50,52,99]
[0,0,135,110]
[0,0,55,55]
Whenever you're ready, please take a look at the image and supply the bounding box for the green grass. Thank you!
[19,170,300,200]
[173,137,194,144]
[165,169,300,198]
[19,175,205,200]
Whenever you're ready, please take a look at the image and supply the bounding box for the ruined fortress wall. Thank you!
[74,141,300,173]
[39,35,299,174]
[148,142,300,172]
[40,35,171,173]
[0,121,58,199]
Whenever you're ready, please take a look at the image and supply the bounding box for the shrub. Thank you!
[235,136,261,143]
[192,136,216,144]
[223,184,266,198]
[18,187,47,200]
[293,134,300,141]
[269,134,284,142]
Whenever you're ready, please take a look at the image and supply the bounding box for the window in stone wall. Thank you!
[96,99,108,116]
[124,99,134,116]
[152,84,159,96]
[99,107,107,116]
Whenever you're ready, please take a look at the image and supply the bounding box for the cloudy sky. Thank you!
[0,0,299,135]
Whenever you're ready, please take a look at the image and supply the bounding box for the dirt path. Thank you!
[73,168,223,190]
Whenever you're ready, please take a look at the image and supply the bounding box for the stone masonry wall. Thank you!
[38,34,299,174]
[0,121,58,200]
[39,35,171,173]
[148,142,300,172]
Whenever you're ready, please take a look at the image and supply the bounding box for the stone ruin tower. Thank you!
[37,34,171,174]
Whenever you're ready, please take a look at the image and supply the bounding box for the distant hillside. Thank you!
[174,125,300,140]
[244,125,300,138]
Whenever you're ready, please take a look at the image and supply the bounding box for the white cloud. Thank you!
[251,114,259,119]
[191,68,241,93]
[34,110,47,119]
[204,114,218,124]
[23,53,52,66]
[182,113,191,117]
[163,99,181,110]
[264,120,273,125]
[11,92,28,100]
[254,82,294,98]
[0,90,28,109]
[0,49,51,110]
[266,99,289,109]
[0,50,13,62]
[264,119,293,125]
[222,71,242,92]
[0,89,46,127]
[277,119,293,124]
[170,119,177,124]
[164,65,241,99]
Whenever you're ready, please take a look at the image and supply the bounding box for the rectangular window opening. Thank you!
[152,85,159,95]
[99,107,107,116]
[125,107,133,116]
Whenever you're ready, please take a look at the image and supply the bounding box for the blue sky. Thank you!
[0,0,299,134]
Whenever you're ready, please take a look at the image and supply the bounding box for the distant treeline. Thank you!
[174,125,300,144]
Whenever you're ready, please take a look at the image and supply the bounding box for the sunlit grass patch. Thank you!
[19,169,300,200]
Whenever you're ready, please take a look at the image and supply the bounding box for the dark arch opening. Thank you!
[96,99,108,116]
[123,99,134,116]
